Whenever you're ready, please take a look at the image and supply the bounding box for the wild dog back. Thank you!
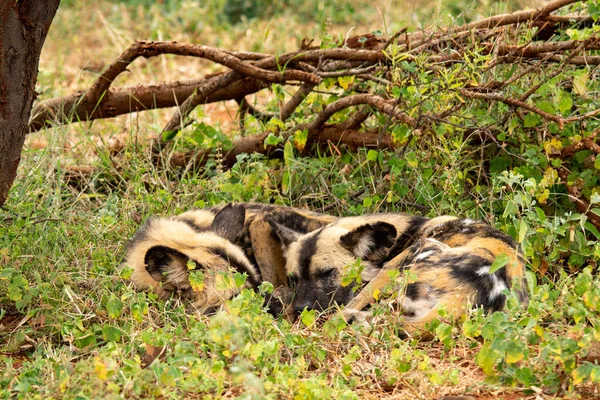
[269,212,528,332]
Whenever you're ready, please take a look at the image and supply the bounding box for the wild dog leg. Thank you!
[341,246,416,320]
[248,216,295,319]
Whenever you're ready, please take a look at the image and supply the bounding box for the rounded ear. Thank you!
[340,221,397,262]
[266,217,300,251]
[211,203,246,243]
[145,245,190,282]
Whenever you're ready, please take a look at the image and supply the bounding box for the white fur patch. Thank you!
[360,264,381,281]
[489,273,508,300]
[400,295,439,320]
[415,250,435,261]
[475,266,508,300]
[354,235,375,258]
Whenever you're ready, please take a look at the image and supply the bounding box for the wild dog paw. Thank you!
[340,308,371,327]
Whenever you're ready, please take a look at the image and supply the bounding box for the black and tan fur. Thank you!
[123,203,335,315]
[268,213,529,335]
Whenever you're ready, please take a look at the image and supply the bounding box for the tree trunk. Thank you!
[0,0,60,207]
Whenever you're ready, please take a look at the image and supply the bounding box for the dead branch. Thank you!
[236,97,276,122]
[304,94,416,134]
[489,39,600,58]
[168,126,392,170]
[458,89,566,128]
[30,76,265,132]
[557,168,600,231]
[280,83,317,122]
[448,0,581,32]
[561,138,600,158]
[91,41,320,97]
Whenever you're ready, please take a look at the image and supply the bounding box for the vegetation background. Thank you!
[1,0,600,398]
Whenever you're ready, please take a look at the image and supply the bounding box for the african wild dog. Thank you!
[123,203,336,315]
[268,213,529,335]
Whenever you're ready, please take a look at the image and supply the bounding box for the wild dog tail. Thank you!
[390,218,528,335]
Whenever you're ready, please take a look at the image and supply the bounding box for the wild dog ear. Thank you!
[340,222,397,262]
[266,218,300,251]
[145,245,190,282]
[211,203,246,243]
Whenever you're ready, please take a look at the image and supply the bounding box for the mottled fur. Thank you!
[123,203,335,315]
[269,213,528,335]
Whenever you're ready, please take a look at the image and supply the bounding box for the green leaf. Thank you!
[573,71,588,95]
[489,253,510,274]
[584,222,600,240]
[505,341,525,364]
[294,129,308,151]
[189,270,205,292]
[106,296,123,319]
[8,285,22,301]
[477,343,499,375]
[233,272,247,288]
[367,150,379,162]
[572,364,592,385]
[300,309,316,327]
[282,171,290,194]
[518,219,528,243]
[283,140,295,165]
[523,113,540,128]
[337,75,355,90]
[161,130,178,142]
[102,325,122,342]
[258,281,274,295]
[558,92,573,114]
[131,301,147,323]
[267,117,286,131]
[264,133,284,147]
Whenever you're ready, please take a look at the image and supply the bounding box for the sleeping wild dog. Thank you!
[268,213,529,335]
[123,203,335,315]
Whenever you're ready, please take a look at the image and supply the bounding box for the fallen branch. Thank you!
[169,126,392,170]
[558,168,600,231]
[458,89,566,128]
[30,76,265,132]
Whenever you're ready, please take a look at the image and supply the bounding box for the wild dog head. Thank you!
[268,218,399,315]
[123,204,260,313]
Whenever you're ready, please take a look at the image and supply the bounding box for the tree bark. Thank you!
[0,0,60,207]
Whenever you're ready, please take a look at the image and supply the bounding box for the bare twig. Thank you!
[458,89,565,128]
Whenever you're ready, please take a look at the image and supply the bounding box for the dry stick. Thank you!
[92,41,321,98]
[169,127,392,169]
[306,94,416,133]
[158,72,242,145]
[280,82,317,122]
[236,97,276,121]
[458,89,566,128]
[519,42,587,102]
[489,39,600,57]
[161,48,384,139]
[561,138,600,157]
[236,97,277,132]
[382,27,408,50]
[336,107,371,130]
[315,65,378,78]
[403,1,579,50]
[447,0,580,32]
[557,168,600,231]
[500,54,600,65]
[29,76,265,132]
